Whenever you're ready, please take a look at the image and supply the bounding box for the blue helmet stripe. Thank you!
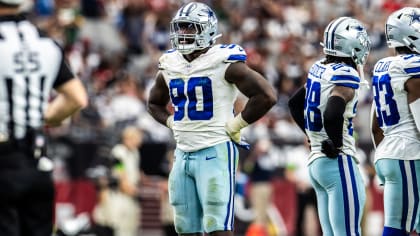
[178,5,186,16]
[178,3,195,16]
[325,21,334,49]
[330,17,348,50]
[184,3,196,16]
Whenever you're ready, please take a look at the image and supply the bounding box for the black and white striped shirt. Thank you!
[0,14,73,140]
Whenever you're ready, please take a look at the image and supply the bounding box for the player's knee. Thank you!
[203,215,230,233]
[203,215,219,232]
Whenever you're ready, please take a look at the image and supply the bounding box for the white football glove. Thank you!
[166,115,174,129]
[225,113,249,143]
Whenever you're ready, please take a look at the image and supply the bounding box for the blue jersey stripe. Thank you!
[347,155,361,236]
[184,3,195,16]
[410,161,419,230]
[399,160,408,229]
[404,66,420,74]
[338,155,351,236]
[334,83,359,89]
[331,75,360,82]
[227,54,247,61]
[325,22,333,49]
[178,5,186,16]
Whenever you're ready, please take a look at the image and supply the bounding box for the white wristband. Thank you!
[227,113,249,132]
[166,115,174,129]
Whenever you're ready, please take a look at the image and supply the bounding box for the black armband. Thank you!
[288,87,306,134]
[323,96,346,148]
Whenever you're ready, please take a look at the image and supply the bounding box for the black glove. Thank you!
[321,139,341,158]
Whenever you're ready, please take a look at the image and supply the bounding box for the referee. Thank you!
[0,0,88,236]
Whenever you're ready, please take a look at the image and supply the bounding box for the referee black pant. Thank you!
[0,142,54,236]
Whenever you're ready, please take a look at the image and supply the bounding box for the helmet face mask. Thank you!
[386,7,420,53]
[322,17,371,65]
[170,2,221,54]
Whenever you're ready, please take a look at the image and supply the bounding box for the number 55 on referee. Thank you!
[0,0,88,235]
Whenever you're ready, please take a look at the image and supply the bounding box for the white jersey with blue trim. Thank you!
[158,44,246,152]
[372,54,420,162]
[305,60,360,164]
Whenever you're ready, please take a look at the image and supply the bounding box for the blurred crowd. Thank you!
[20,0,419,235]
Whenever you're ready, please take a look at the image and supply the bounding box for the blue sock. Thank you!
[382,226,408,236]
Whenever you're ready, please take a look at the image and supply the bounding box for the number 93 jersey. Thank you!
[372,54,420,161]
[305,60,360,164]
[158,44,246,152]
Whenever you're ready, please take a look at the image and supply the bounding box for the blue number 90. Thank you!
[169,77,214,121]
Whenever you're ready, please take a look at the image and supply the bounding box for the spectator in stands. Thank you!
[285,139,320,236]
[24,1,420,234]
[243,138,281,235]
[159,150,177,236]
[93,126,146,236]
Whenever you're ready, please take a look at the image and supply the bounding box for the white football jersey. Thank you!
[305,60,360,164]
[158,44,246,152]
[372,54,420,162]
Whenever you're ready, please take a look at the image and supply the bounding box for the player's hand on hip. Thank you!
[225,114,248,143]
[225,125,241,143]
[321,139,340,158]
[166,115,174,129]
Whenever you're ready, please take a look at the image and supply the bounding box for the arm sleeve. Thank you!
[323,96,346,147]
[288,86,306,134]
[52,42,75,89]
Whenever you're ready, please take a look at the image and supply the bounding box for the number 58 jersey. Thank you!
[305,60,360,164]
[158,44,246,152]
[372,54,420,161]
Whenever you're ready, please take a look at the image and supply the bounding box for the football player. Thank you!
[288,17,371,235]
[147,2,277,235]
[371,7,420,236]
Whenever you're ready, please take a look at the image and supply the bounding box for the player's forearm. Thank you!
[323,96,345,147]
[240,93,276,124]
[288,87,306,134]
[372,130,384,147]
[44,94,86,126]
[370,104,384,148]
[147,103,172,127]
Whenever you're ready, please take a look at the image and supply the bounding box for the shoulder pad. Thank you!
[158,50,178,70]
[402,54,420,77]
[212,44,247,63]
[329,64,360,89]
